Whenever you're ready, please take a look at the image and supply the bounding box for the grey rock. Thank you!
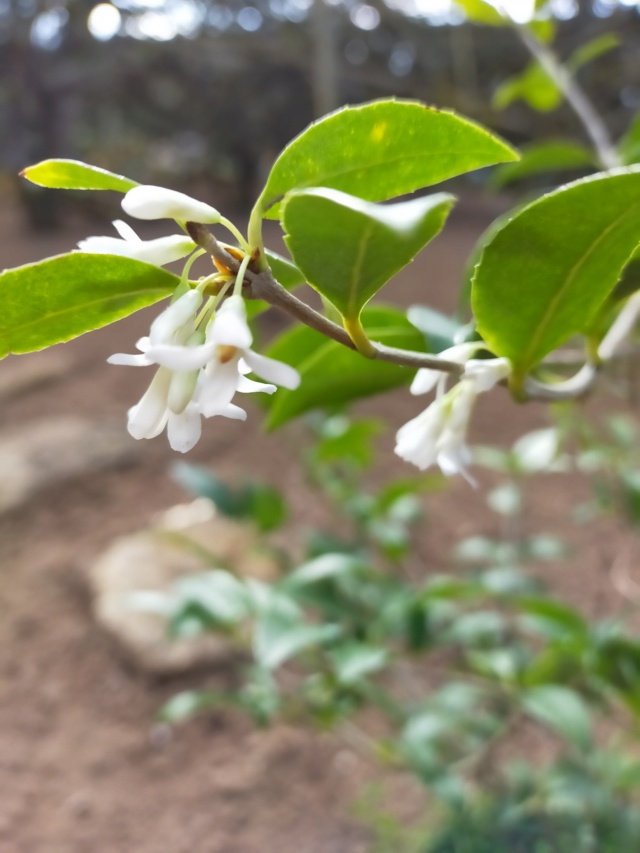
[0,417,136,513]
[90,499,279,674]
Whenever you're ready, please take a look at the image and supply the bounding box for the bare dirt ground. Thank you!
[0,193,634,852]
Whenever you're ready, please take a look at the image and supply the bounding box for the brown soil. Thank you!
[0,195,634,852]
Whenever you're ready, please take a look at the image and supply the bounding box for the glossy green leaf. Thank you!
[406,305,462,352]
[528,17,556,42]
[330,643,388,685]
[453,0,506,24]
[619,114,640,166]
[254,616,341,669]
[282,189,455,322]
[517,596,588,640]
[491,141,594,188]
[472,168,640,379]
[613,252,640,302]
[493,62,561,113]
[264,249,306,289]
[256,99,518,219]
[21,158,138,192]
[522,685,592,750]
[0,253,178,358]
[567,33,619,72]
[265,305,426,429]
[286,554,369,587]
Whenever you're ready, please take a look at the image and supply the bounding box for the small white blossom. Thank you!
[125,366,246,454]
[197,295,301,416]
[395,345,511,482]
[395,382,476,484]
[122,185,220,224]
[108,290,300,452]
[78,219,196,267]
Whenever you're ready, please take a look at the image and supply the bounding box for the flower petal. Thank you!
[127,368,171,439]
[209,296,253,349]
[198,358,241,416]
[147,342,215,372]
[395,396,450,471]
[168,369,200,414]
[167,405,202,453]
[237,375,277,395]
[464,357,511,393]
[242,349,301,390]
[107,352,152,367]
[122,185,220,224]
[78,234,196,267]
[410,368,443,396]
[112,219,141,242]
[216,403,248,421]
[149,289,202,346]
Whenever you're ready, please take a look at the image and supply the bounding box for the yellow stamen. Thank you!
[216,345,238,364]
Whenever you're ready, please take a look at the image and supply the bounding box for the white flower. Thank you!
[78,219,196,267]
[410,343,482,396]
[395,344,512,482]
[463,357,511,393]
[122,185,220,224]
[109,289,239,452]
[108,290,301,452]
[108,288,204,368]
[395,382,476,484]
[126,366,246,454]
[197,295,301,416]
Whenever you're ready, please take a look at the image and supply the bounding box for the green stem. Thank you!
[233,253,252,296]
[344,316,377,358]
[513,24,620,170]
[219,216,250,252]
[247,200,268,269]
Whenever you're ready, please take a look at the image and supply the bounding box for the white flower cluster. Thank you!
[79,186,300,452]
[78,184,221,267]
[395,344,511,484]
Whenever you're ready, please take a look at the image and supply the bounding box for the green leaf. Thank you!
[171,463,286,532]
[160,690,235,723]
[517,596,588,640]
[619,114,640,166]
[286,553,368,587]
[493,62,562,113]
[265,305,427,429]
[264,249,306,289]
[330,643,388,685]
[472,167,640,379]
[254,615,341,669]
[522,685,592,750]
[406,305,462,353]
[21,158,138,192]
[486,482,522,516]
[172,463,245,515]
[313,416,382,468]
[567,33,619,73]
[243,483,287,532]
[256,99,518,219]
[491,141,594,189]
[0,253,178,358]
[282,189,454,322]
[512,428,560,473]
[453,0,506,25]
[172,571,249,628]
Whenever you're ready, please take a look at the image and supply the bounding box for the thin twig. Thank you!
[187,221,465,375]
[523,362,598,401]
[186,222,630,403]
[514,25,620,170]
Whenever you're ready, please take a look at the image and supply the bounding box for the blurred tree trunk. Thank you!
[310,0,339,118]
